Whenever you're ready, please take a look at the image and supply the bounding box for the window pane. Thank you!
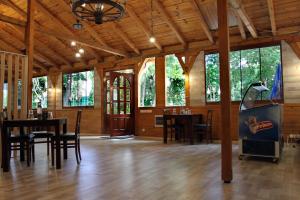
[113,102,118,114]
[260,46,281,100]
[126,102,130,114]
[120,89,124,101]
[165,54,186,106]
[120,76,124,87]
[241,49,260,97]
[120,102,124,114]
[126,89,130,101]
[32,76,48,109]
[138,57,156,107]
[205,53,220,102]
[230,51,242,101]
[106,104,110,114]
[63,70,94,107]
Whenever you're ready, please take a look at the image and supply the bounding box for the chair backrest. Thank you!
[206,110,213,126]
[75,110,82,137]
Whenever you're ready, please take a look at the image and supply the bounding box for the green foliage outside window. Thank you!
[165,54,186,106]
[63,70,94,107]
[32,76,48,109]
[139,58,156,107]
[205,45,281,102]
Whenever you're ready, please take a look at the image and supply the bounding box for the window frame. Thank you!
[62,69,95,109]
[165,54,186,107]
[32,75,48,109]
[138,57,156,108]
[204,42,284,104]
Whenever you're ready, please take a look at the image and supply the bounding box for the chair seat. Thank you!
[194,123,211,128]
[10,133,35,142]
[60,132,77,140]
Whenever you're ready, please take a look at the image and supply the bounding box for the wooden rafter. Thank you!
[126,5,163,51]
[0,13,25,26]
[287,41,300,59]
[229,0,258,38]
[188,0,214,43]
[231,8,246,40]
[267,0,277,36]
[0,0,27,18]
[112,23,140,55]
[153,0,186,47]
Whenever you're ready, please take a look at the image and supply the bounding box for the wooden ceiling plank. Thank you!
[188,0,214,43]
[0,0,27,18]
[112,23,141,55]
[267,0,277,36]
[229,0,258,38]
[231,8,246,40]
[126,5,163,51]
[153,0,186,47]
[0,13,26,26]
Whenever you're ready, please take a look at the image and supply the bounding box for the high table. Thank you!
[163,114,202,145]
[1,118,67,172]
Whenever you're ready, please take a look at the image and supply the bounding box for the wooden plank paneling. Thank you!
[0,53,5,112]
[13,55,19,119]
[21,56,28,119]
[7,54,12,119]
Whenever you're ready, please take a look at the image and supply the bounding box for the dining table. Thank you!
[1,118,67,172]
[163,114,202,145]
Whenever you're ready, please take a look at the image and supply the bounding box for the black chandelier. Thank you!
[71,0,126,24]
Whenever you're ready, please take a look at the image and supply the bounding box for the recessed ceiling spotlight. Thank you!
[75,52,81,58]
[71,41,76,46]
[149,36,156,43]
[79,48,85,54]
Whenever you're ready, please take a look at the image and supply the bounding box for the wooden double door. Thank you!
[104,72,134,136]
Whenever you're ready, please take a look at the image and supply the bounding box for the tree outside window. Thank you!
[165,54,186,106]
[32,76,48,109]
[205,45,282,102]
[63,70,94,107]
[138,57,156,107]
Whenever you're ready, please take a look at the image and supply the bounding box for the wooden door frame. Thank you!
[103,68,136,136]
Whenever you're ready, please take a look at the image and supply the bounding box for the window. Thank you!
[165,54,186,106]
[205,45,282,102]
[32,76,48,109]
[138,57,156,107]
[63,70,94,107]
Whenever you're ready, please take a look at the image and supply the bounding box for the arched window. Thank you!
[138,57,156,107]
[165,54,186,106]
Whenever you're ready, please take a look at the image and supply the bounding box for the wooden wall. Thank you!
[47,40,300,140]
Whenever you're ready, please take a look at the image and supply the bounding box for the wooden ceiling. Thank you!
[0,0,300,73]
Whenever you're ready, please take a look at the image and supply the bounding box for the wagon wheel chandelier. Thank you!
[71,0,127,25]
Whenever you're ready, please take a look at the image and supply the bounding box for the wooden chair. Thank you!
[31,128,54,156]
[193,110,213,143]
[0,112,35,167]
[51,110,82,165]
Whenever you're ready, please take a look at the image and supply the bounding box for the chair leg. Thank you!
[32,143,35,162]
[47,137,49,156]
[51,139,54,166]
[206,128,209,144]
[78,139,82,160]
[75,140,80,165]
[26,142,30,167]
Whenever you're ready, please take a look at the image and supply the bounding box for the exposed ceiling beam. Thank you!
[0,13,129,57]
[111,23,141,55]
[153,0,186,47]
[229,0,258,38]
[231,8,246,40]
[287,41,300,59]
[126,5,163,51]
[188,0,214,43]
[267,0,277,36]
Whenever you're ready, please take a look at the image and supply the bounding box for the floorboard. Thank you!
[1,139,300,200]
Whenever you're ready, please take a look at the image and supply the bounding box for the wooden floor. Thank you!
[1,138,300,200]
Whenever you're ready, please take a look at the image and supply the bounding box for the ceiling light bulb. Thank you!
[75,53,81,58]
[79,48,84,54]
[71,41,76,46]
[82,3,86,7]
[101,4,104,10]
[149,36,156,43]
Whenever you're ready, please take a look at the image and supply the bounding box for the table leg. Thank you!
[20,127,25,161]
[189,118,194,145]
[163,117,167,144]
[63,123,67,159]
[55,125,61,169]
[2,126,9,172]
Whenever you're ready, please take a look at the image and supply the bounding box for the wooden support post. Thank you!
[21,57,28,119]
[0,53,5,112]
[217,0,232,183]
[156,56,166,107]
[98,67,105,134]
[25,0,35,110]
